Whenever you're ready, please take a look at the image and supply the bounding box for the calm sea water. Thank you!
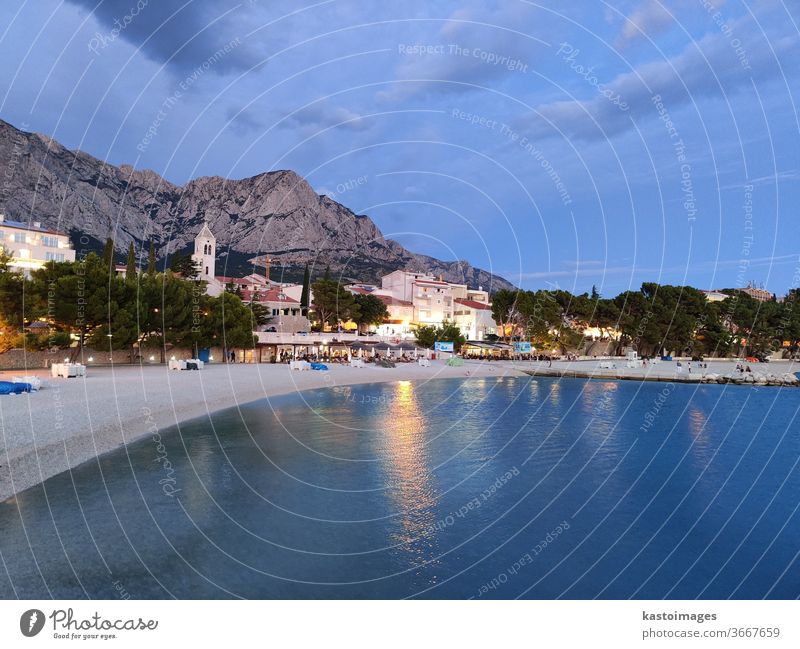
[2,376,799,599]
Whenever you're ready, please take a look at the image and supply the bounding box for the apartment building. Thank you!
[0,215,76,274]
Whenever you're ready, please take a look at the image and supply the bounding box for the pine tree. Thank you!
[300,263,310,315]
[126,242,137,279]
[148,241,156,274]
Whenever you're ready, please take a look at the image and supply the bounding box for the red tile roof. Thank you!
[377,295,413,307]
[261,288,298,303]
[216,275,262,285]
[454,298,492,310]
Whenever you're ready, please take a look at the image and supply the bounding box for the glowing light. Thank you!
[149,355,155,361]
[87,356,94,362]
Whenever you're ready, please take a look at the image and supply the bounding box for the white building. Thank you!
[375,269,497,337]
[453,298,496,340]
[0,215,75,274]
[380,270,457,325]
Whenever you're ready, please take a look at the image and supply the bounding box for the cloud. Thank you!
[617,0,676,47]
[616,0,728,47]
[507,254,799,282]
[68,0,261,73]
[224,106,266,135]
[719,169,800,190]
[281,101,371,132]
[518,12,799,142]
[379,3,545,101]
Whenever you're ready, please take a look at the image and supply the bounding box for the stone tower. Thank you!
[192,222,216,281]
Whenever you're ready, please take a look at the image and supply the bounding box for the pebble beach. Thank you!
[0,360,525,501]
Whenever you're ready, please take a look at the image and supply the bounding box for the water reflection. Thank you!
[381,381,439,566]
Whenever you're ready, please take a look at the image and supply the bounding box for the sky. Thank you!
[0,0,798,295]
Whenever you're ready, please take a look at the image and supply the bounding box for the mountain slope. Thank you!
[0,119,514,290]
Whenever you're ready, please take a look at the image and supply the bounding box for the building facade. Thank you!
[0,215,75,274]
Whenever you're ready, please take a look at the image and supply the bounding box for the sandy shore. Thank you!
[0,360,525,501]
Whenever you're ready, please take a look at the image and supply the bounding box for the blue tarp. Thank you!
[0,381,31,395]
[310,363,328,371]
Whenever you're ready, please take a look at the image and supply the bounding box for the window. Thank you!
[272,309,278,316]
[205,266,209,275]
[45,252,65,262]
[41,235,59,247]
[13,233,26,243]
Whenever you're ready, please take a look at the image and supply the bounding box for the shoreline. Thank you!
[517,358,800,387]
[0,360,526,501]
[3,357,798,501]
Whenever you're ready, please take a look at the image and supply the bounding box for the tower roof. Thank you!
[195,222,215,240]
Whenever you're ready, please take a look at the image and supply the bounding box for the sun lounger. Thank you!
[12,376,42,391]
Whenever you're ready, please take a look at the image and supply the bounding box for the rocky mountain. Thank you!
[0,119,514,290]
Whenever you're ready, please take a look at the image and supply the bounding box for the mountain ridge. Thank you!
[0,118,515,291]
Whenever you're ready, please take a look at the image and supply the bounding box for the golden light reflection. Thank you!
[547,381,561,407]
[382,381,440,566]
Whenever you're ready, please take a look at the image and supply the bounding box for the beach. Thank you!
[3,356,798,502]
[0,360,526,501]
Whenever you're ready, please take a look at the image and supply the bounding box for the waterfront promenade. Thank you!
[516,357,800,385]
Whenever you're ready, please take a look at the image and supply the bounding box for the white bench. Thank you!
[350,359,365,368]
[289,360,310,371]
[599,361,615,369]
[417,358,431,367]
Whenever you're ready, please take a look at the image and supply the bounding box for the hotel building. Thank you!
[0,214,75,274]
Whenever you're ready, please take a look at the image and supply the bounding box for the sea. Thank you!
[1,376,799,599]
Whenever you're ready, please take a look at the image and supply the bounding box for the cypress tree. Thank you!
[148,241,156,274]
[126,242,137,279]
[300,263,310,315]
[102,237,114,270]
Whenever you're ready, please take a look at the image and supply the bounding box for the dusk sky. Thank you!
[1,0,798,295]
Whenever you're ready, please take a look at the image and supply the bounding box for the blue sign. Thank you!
[514,342,532,353]
[434,341,454,352]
